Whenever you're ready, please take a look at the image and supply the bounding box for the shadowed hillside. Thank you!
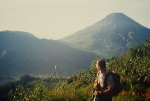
[0,31,98,77]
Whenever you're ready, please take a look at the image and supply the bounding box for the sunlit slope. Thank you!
[61,13,150,57]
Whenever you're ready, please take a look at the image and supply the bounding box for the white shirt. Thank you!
[97,70,114,89]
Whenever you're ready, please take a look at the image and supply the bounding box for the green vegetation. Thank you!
[0,39,150,101]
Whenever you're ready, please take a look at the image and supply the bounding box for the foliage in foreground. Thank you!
[0,39,150,101]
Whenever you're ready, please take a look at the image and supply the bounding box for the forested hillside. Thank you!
[0,39,149,101]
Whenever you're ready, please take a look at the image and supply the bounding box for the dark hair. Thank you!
[97,59,106,68]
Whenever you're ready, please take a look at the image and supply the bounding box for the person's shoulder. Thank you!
[105,70,111,75]
[105,71,113,78]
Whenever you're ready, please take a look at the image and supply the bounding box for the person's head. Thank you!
[96,59,106,71]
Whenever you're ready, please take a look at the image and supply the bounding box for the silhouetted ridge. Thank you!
[0,30,36,38]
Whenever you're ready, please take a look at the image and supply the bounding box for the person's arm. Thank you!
[93,74,98,90]
[94,88,111,95]
[93,80,98,90]
[94,75,114,95]
[102,75,114,95]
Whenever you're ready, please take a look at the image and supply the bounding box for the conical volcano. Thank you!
[60,13,150,57]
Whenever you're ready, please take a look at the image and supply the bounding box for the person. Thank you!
[93,59,114,101]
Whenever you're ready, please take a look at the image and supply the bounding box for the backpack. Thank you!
[104,72,122,97]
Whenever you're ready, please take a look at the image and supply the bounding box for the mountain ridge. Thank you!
[60,13,150,57]
[0,31,98,76]
[0,30,36,38]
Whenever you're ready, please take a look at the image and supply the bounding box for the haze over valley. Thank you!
[0,13,150,83]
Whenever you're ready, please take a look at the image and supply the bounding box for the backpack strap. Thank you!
[104,72,112,89]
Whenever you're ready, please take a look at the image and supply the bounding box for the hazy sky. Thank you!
[0,0,150,39]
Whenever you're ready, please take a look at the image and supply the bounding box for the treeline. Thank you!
[0,39,150,101]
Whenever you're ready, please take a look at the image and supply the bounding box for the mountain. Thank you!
[60,13,150,57]
[0,31,98,77]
